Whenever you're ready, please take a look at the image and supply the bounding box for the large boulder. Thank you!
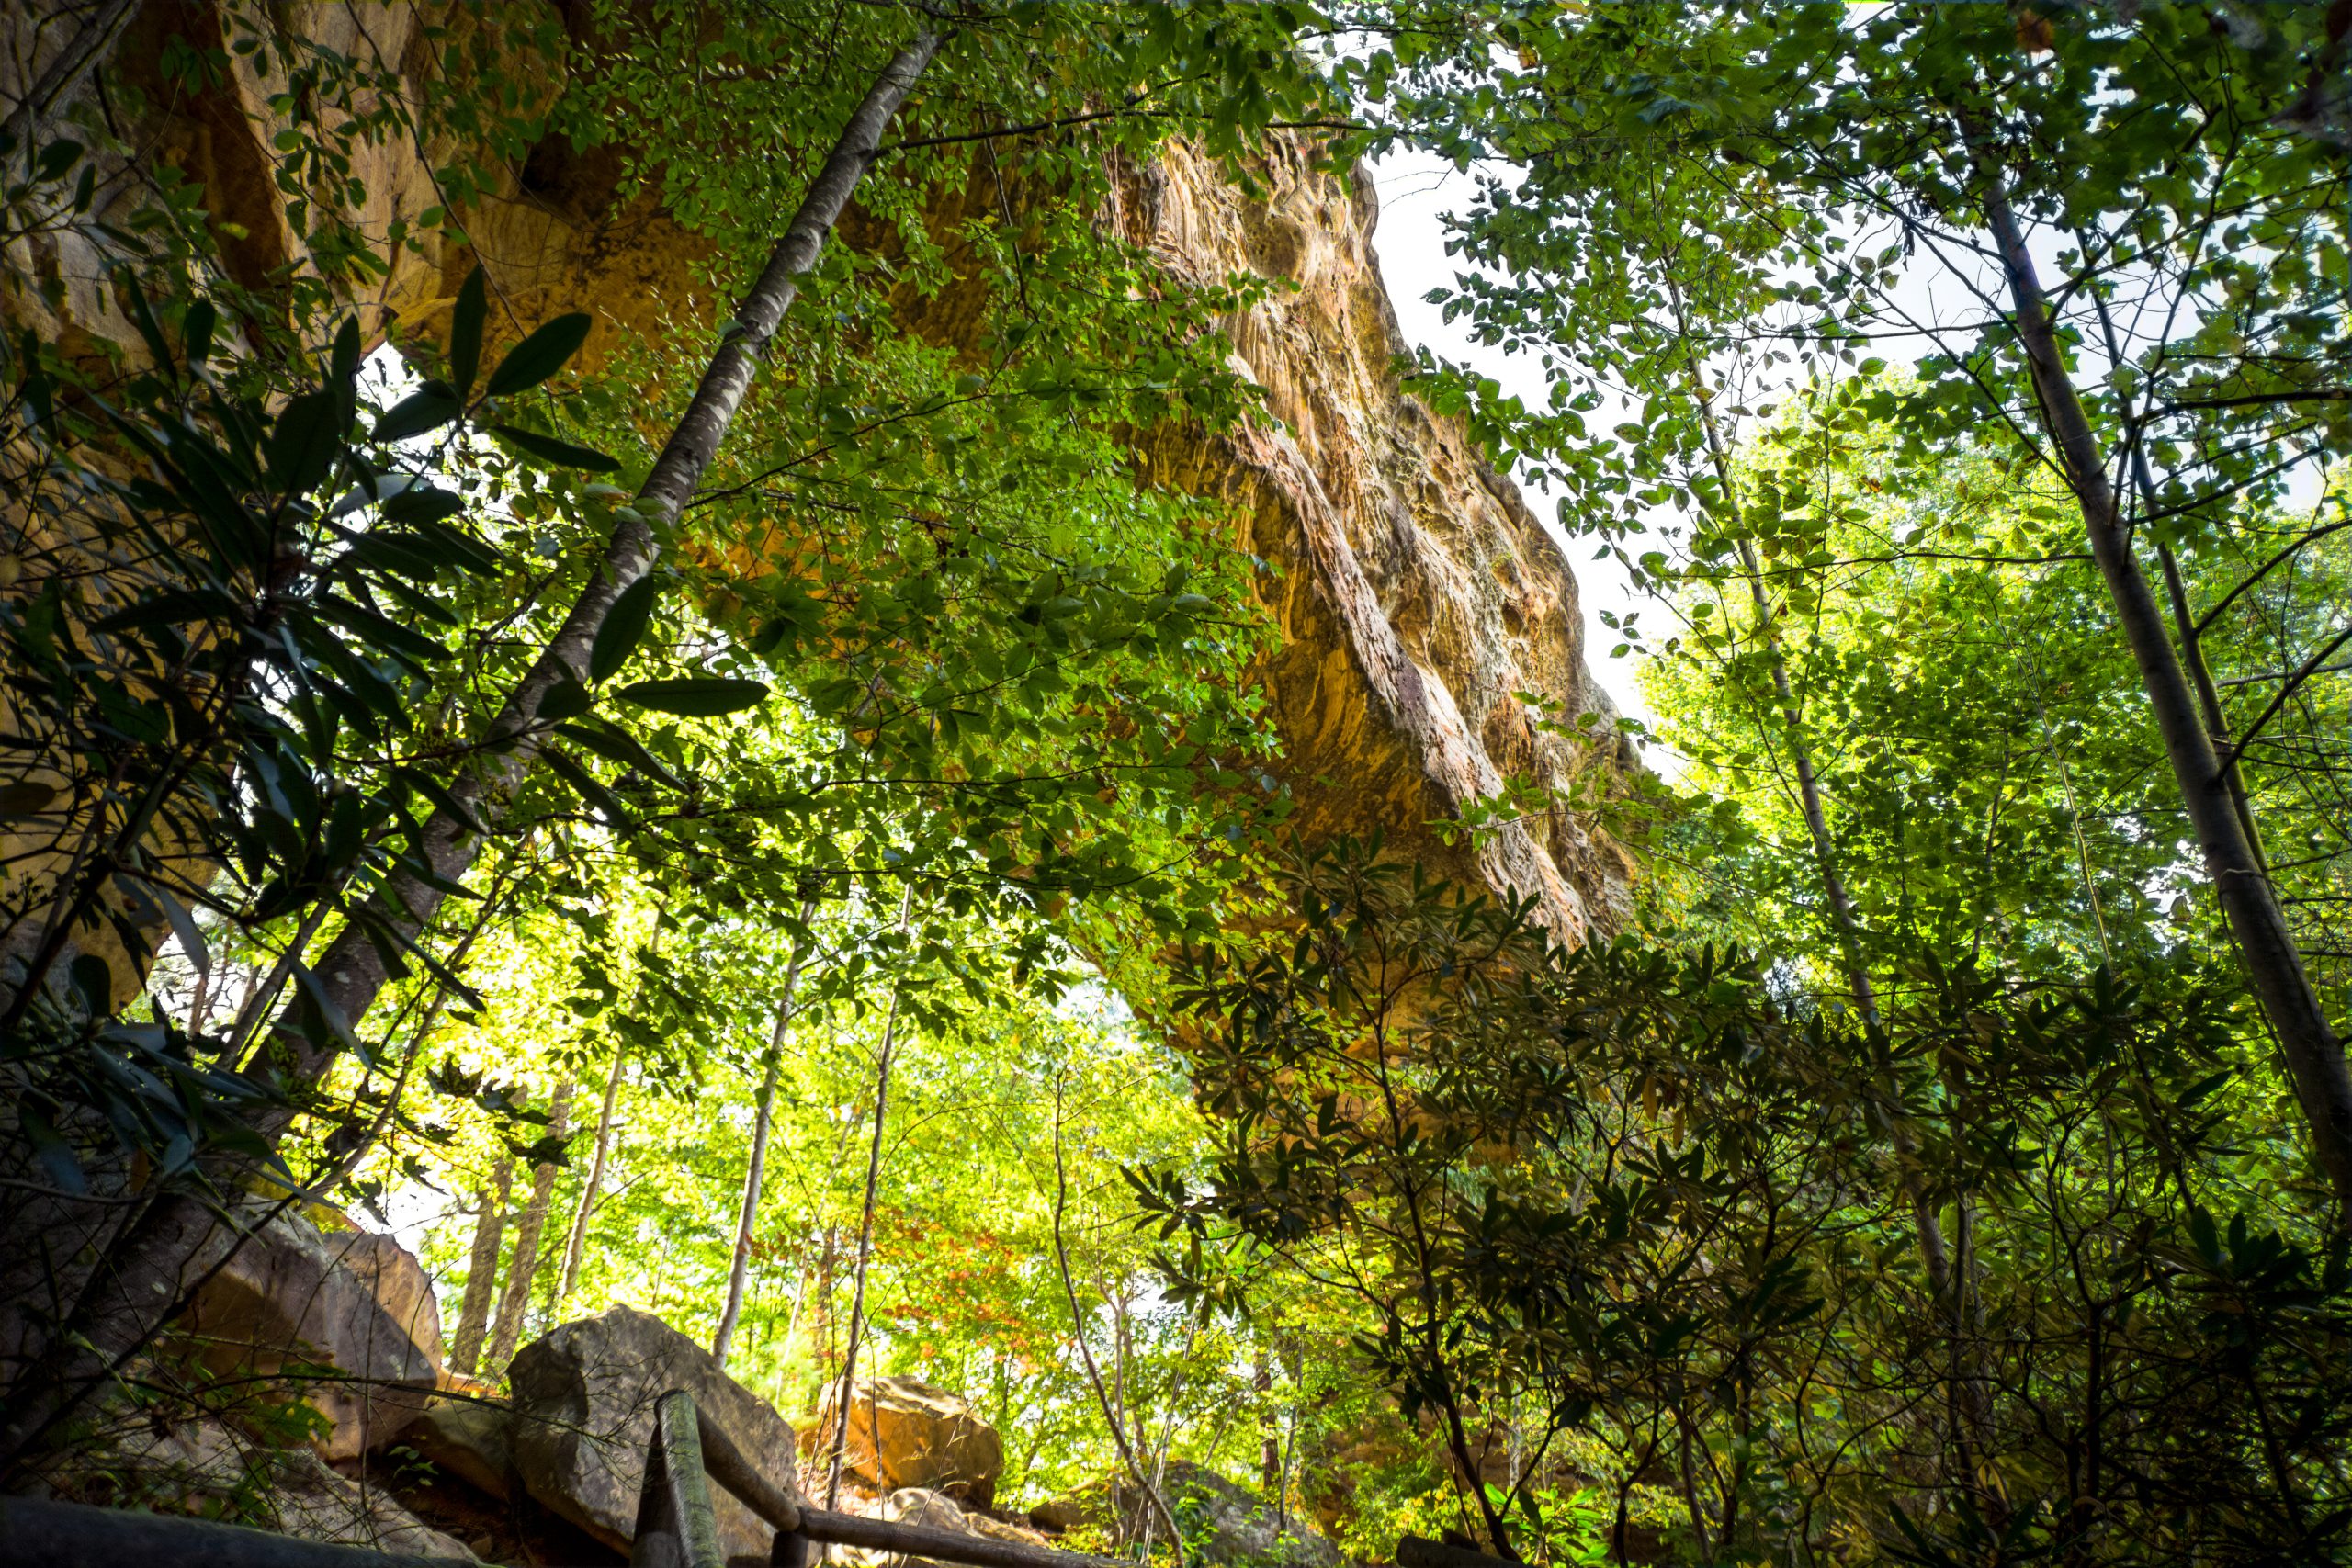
[177,1205,445,1460]
[505,1305,798,1562]
[1096,1462,1340,1568]
[813,1376,1003,1509]
[40,1409,476,1561]
[395,1396,521,1503]
[836,1488,1051,1568]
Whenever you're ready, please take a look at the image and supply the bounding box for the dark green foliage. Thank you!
[1144,844,2352,1563]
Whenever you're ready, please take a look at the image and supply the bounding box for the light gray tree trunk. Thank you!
[447,1158,513,1377]
[552,1038,628,1314]
[485,1080,572,1372]
[714,915,816,1368]
[820,987,902,1508]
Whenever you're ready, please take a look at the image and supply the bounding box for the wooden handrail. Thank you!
[692,1400,802,1536]
[664,1389,1136,1568]
[796,1506,1131,1568]
[0,1495,466,1567]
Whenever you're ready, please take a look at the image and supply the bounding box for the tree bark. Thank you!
[486,1079,573,1373]
[447,1158,513,1377]
[0,28,942,1472]
[552,1037,628,1315]
[823,987,903,1514]
[1978,166,2352,1215]
[714,917,816,1369]
[3,0,141,152]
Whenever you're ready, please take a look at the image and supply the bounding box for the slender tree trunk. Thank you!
[1667,311,1958,1301]
[485,1080,573,1373]
[3,0,140,151]
[1663,309,2001,1510]
[1978,165,2352,1214]
[2081,262,2277,881]
[552,1037,628,1315]
[823,898,913,1512]
[1051,1074,1185,1568]
[1256,1352,1280,1492]
[715,914,818,1368]
[447,1158,513,1377]
[0,29,943,1473]
[811,1225,839,1379]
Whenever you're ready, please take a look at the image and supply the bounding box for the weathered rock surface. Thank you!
[395,1395,521,1503]
[813,1375,1004,1508]
[505,1305,798,1562]
[1043,1462,1340,1568]
[833,1487,1052,1568]
[41,1410,477,1560]
[1142,1461,1341,1568]
[3,1,1638,957]
[176,1206,445,1461]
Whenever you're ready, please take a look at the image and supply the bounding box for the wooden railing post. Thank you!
[632,1390,726,1568]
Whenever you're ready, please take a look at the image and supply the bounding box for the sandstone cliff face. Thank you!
[5,2,1635,939]
[1116,139,1636,937]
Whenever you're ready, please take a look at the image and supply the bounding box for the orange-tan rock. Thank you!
[4,2,1637,943]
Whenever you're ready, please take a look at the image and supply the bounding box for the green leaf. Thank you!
[397,766,490,837]
[70,953,114,1015]
[318,593,448,670]
[182,300,217,372]
[0,781,58,815]
[555,720,685,790]
[35,139,83,182]
[537,678,593,721]
[374,385,462,444]
[491,423,619,471]
[329,315,362,393]
[542,748,634,826]
[448,267,487,398]
[266,389,342,495]
[589,572,661,682]
[484,311,592,397]
[616,677,769,716]
[381,485,466,525]
[397,518,503,574]
[344,531,447,581]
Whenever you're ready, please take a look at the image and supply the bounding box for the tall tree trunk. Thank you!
[1051,1074,1185,1567]
[447,1158,513,1377]
[1659,294,2000,1511]
[1977,164,2352,1214]
[712,1033,784,1370]
[0,28,944,1473]
[1664,304,1958,1303]
[823,897,913,1511]
[811,1224,839,1378]
[1256,1352,1280,1492]
[714,919,815,1369]
[552,1038,628,1316]
[2079,262,2278,883]
[485,1080,573,1373]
